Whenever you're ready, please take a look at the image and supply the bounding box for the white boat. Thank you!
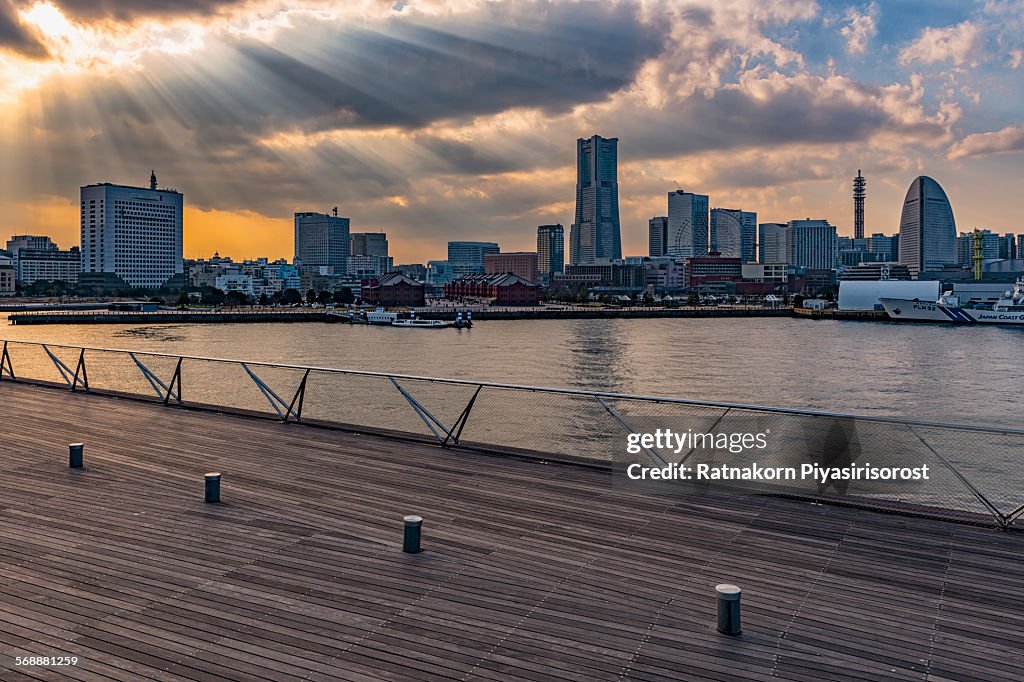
[365,308,399,325]
[879,277,1024,325]
[392,318,450,328]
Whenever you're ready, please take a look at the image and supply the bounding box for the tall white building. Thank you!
[787,219,838,270]
[710,208,757,262]
[667,190,709,258]
[80,175,183,289]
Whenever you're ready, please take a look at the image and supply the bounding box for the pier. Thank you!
[0,374,1022,679]
[7,306,794,325]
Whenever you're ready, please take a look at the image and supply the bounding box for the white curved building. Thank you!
[897,176,956,277]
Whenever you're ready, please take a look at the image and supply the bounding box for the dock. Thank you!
[7,307,794,325]
[0,381,1021,681]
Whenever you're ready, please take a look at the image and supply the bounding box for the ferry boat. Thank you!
[391,318,450,328]
[364,308,399,325]
[879,277,1024,325]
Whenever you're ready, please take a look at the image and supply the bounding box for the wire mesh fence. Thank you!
[2,339,1021,529]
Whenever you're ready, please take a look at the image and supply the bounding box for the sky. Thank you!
[0,0,1022,264]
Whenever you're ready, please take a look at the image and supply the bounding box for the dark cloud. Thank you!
[0,0,48,58]
[44,0,245,21]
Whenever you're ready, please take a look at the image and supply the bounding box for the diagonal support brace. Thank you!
[391,377,453,444]
[242,363,299,422]
[597,396,669,466]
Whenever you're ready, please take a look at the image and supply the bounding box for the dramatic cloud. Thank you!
[0,0,47,56]
[0,0,1021,261]
[899,21,983,66]
[948,125,1024,160]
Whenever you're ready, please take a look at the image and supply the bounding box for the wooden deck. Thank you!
[0,382,1021,681]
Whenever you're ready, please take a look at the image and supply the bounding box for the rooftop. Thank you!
[1,382,1021,681]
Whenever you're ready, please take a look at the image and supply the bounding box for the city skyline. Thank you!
[0,1,1023,263]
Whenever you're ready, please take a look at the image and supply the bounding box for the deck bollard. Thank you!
[205,472,222,503]
[716,584,742,635]
[68,443,84,468]
[403,515,423,553]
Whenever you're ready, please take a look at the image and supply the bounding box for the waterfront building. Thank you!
[838,262,912,281]
[787,219,838,270]
[445,273,540,306]
[687,256,743,288]
[294,211,350,275]
[898,176,957,277]
[350,232,388,258]
[640,256,687,289]
[710,209,756,262]
[6,236,80,285]
[1019,235,1024,263]
[484,252,539,283]
[537,224,565,279]
[361,272,425,307]
[569,135,621,264]
[448,241,499,278]
[214,274,255,298]
[741,263,789,283]
[648,216,668,257]
[758,223,787,263]
[666,190,709,259]
[552,263,646,289]
[0,257,14,295]
[80,175,183,289]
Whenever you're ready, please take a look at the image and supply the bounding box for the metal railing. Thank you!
[1,338,1022,529]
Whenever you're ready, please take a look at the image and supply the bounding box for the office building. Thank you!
[648,216,668,257]
[898,176,957,277]
[294,211,350,274]
[537,224,565,279]
[350,232,388,258]
[667,189,709,259]
[485,252,539,283]
[1000,233,1017,260]
[569,135,621,264]
[867,233,899,262]
[710,209,756,262]
[80,175,183,289]
[0,258,13,295]
[759,223,788,263]
[787,219,838,270]
[426,260,455,286]
[6,235,81,285]
[448,241,499,277]
[957,230,1000,267]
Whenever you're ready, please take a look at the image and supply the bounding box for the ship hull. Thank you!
[879,298,1024,324]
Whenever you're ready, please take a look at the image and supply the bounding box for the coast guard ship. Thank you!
[880,277,1024,324]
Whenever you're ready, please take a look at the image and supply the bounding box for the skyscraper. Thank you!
[569,135,621,264]
[294,211,350,273]
[448,241,499,277]
[667,190,709,258]
[648,216,668,257]
[897,176,956,277]
[537,224,565,278]
[758,223,788,263]
[350,232,388,258]
[787,219,838,270]
[80,177,183,289]
[710,208,757,262]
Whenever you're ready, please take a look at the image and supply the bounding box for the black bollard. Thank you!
[69,443,84,468]
[716,584,742,635]
[205,472,222,503]
[403,515,423,553]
